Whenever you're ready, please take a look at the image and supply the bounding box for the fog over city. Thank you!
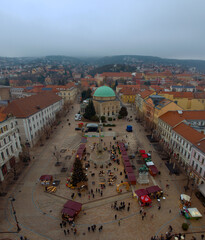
[0,0,205,60]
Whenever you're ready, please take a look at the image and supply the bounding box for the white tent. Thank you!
[180,194,191,202]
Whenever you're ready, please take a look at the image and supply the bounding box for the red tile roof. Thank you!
[159,110,205,127]
[195,139,205,153]
[101,72,132,78]
[3,92,62,118]
[173,122,204,144]
[140,90,154,99]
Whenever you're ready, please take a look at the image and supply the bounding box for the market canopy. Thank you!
[125,166,134,173]
[149,165,159,175]
[127,173,136,185]
[146,161,154,166]
[140,195,152,204]
[135,189,148,197]
[124,161,132,167]
[62,207,76,217]
[188,208,202,218]
[39,175,53,181]
[141,154,148,159]
[122,155,129,161]
[64,200,82,212]
[180,194,191,202]
[146,185,162,194]
[139,150,145,154]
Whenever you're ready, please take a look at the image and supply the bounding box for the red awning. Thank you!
[141,154,148,159]
[127,173,136,185]
[149,165,159,175]
[135,189,148,197]
[125,166,134,173]
[62,207,76,217]
[64,200,82,212]
[39,175,53,181]
[140,195,152,203]
[146,185,162,194]
[122,155,129,161]
[124,161,132,167]
[139,150,145,154]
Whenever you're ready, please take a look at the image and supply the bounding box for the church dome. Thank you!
[93,86,115,98]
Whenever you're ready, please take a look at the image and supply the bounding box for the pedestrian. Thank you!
[115,214,117,220]
[127,206,130,211]
[64,229,66,235]
[158,206,161,210]
[93,193,95,198]
[88,226,90,232]
[60,222,63,228]
[63,221,66,227]
[88,195,90,200]
[144,212,146,217]
[140,209,142,214]
[201,234,205,239]
[142,215,144,220]
[169,209,171,213]
[67,229,70,234]
[101,191,103,196]
[118,220,120,226]
[20,237,23,240]
[74,228,77,235]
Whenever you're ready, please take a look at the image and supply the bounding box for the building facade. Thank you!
[3,92,63,147]
[0,114,21,182]
[93,86,120,118]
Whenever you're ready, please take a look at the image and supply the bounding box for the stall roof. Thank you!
[146,161,154,166]
[139,150,145,154]
[141,154,148,159]
[124,161,132,167]
[135,189,148,197]
[125,166,134,173]
[146,185,162,194]
[188,208,202,218]
[149,165,159,174]
[39,175,53,181]
[62,207,76,217]
[140,195,152,203]
[64,200,82,212]
[127,173,136,185]
[180,194,191,202]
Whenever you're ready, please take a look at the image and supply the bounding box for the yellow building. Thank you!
[158,92,205,110]
[121,89,138,103]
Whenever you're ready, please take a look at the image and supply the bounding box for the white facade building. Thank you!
[4,92,63,147]
[0,115,21,182]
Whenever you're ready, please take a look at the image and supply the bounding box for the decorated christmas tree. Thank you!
[71,156,88,186]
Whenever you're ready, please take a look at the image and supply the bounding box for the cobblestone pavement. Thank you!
[0,103,204,240]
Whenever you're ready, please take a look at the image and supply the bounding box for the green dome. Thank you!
[94,86,115,97]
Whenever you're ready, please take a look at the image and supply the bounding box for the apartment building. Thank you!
[0,112,21,182]
[3,92,63,147]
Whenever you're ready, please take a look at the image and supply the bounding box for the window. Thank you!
[6,149,9,156]
[202,158,204,164]
[199,167,202,174]
[192,161,194,167]
[198,155,200,161]
[195,164,198,171]
[1,152,5,160]
[16,142,18,149]
[11,145,14,153]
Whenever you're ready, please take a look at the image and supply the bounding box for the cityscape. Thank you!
[0,1,205,240]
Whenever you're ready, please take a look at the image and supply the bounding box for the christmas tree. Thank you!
[71,156,88,186]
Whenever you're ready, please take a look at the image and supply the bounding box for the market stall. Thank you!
[139,195,152,206]
[146,185,163,199]
[39,175,53,185]
[182,207,202,220]
[149,165,159,176]
[180,194,191,207]
[62,200,82,221]
[127,173,136,185]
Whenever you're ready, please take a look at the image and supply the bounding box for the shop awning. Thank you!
[64,200,82,212]
[135,189,148,197]
[124,161,132,167]
[39,175,53,181]
[62,207,76,217]
[139,150,145,154]
[188,208,202,218]
[146,161,154,166]
[180,194,191,202]
[140,195,152,203]
[146,185,162,194]
[125,166,134,173]
[141,154,148,159]
[127,173,136,185]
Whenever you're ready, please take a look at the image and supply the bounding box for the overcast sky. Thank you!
[0,0,205,60]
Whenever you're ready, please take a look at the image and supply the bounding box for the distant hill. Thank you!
[1,55,205,72]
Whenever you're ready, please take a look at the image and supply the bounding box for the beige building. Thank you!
[93,86,120,118]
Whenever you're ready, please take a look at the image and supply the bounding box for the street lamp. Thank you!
[9,197,21,232]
